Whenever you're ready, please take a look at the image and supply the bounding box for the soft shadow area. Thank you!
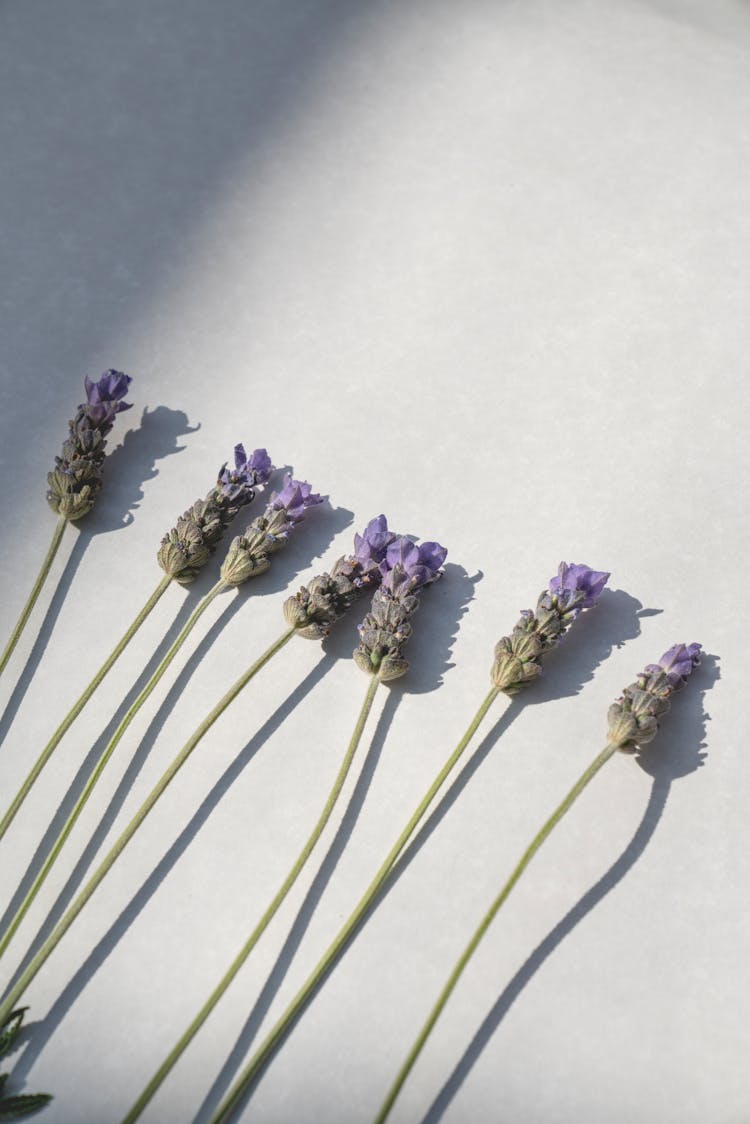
[0,406,194,748]
[92,406,198,532]
[192,565,478,1121]
[421,654,718,1124]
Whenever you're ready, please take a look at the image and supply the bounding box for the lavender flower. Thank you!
[47,370,133,520]
[353,536,448,681]
[220,474,324,586]
[608,643,702,752]
[380,538,447,587]
[157,445,272,584]
[647,642,703,686]
[284,516,399,639]
[549,562,610,609]
[83,370,133,425]
[218,445,273,502]
[270,477,322,523]
[492,561,610,694]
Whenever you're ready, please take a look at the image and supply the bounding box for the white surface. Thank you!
[0,1,746,1122]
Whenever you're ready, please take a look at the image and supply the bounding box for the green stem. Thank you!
[0,625,297,1027]
[0,575,173,845]
[121,673,380,1124]
[207,684,502,1124]
[0,516,68,681]
[373,741,619,1124]
[0,580,226,963]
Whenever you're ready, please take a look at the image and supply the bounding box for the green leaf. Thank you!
[0,1012,28,1059]
[0,1093,52,1119]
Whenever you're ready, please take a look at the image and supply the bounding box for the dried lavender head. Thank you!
[607,643,702,752]
[157,444,272,584]
[491,561,610,694]
[353,536,447,681]
[46,370,133,520]
[220,473,324,587]
[218,445,273,502]
[283,515,398,638]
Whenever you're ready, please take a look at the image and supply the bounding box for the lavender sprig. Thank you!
[372,642,702,1123]
[0,372,134,683]
[607,642,703,752]
[47,369,133,521]
[158,445,272,583]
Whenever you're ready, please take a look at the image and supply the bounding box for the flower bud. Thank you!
[220,537,271,586]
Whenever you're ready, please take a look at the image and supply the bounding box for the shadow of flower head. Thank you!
[87,405,199,533]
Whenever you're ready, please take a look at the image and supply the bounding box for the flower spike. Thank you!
[492,561,610,694]
[353,536,448,682]
[284,515,399,639]
[608,642,702,752]
[47,369,133,521]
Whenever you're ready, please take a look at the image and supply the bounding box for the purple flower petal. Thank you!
[83,370,133,425]
[381,535,447,589]
[417,541,448,574]
[247,447,273,484]
[656,642,702,685]
[271,474,324,522]
[353,515,397,568]
[218,444,273,501]
[549,561,610,608]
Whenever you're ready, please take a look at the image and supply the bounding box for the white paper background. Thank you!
[0,1,746,1121]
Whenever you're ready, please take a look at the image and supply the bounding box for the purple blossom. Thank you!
[83,370,133,425]
[549,562,610,609]
[353,515,398,569]
[381,536,447,591]
[246,447,273,483]
[649,642,702,686]
[271,474,324,523]
[218,445,273,499]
